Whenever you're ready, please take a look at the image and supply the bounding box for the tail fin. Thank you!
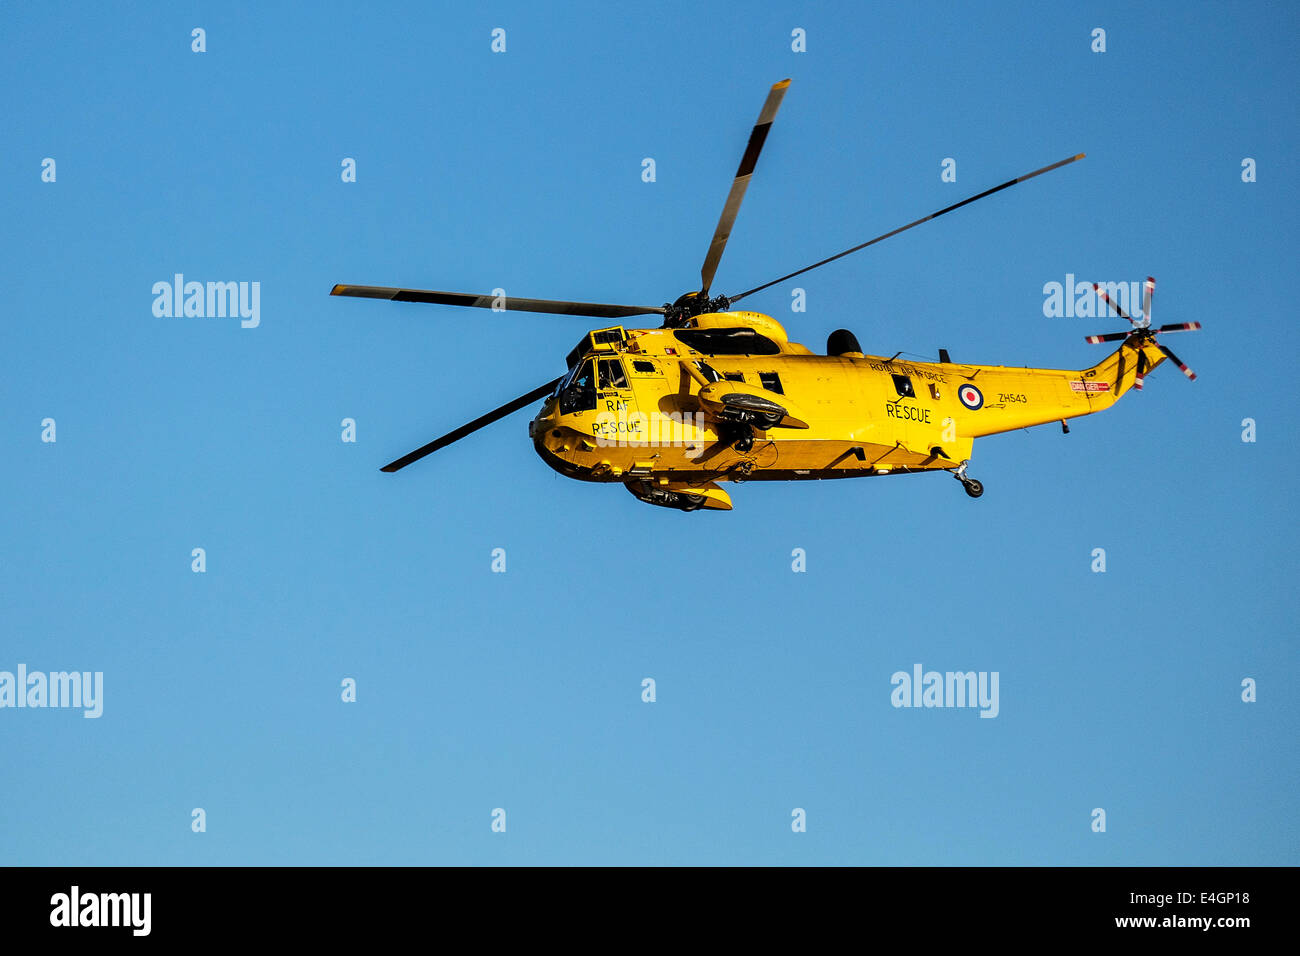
[1084,335,1169,399]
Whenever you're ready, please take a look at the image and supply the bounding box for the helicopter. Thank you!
[331,78,1200,511]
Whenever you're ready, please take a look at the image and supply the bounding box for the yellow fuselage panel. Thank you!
[530,313,1161,484]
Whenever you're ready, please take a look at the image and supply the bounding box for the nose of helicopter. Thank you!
[527,394,557,442]
[528,395,593,481]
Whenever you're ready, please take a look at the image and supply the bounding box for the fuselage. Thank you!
[528,310,1160,495]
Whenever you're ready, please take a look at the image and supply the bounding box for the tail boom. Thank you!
[957,336,1168,438]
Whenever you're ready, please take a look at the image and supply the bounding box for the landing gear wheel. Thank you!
[720,422,756,453]
[951,460,982,499]
[682,494,706,511]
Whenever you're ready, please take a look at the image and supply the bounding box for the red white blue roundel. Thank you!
[958,383,984,410]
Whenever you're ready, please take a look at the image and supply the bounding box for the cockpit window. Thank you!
[598,358,628,389]
[559,359,597,413]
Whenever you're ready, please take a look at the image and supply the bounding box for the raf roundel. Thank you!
[958,383,984,410]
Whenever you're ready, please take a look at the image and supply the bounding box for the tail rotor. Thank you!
[1085,276,1201,387]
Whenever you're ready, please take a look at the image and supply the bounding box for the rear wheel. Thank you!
[963,479,984,499]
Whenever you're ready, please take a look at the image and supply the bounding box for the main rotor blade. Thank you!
[699,79,791,296]
[332,285,664,320]
[380,378,563,473]
[1155,322,1202,334]
[1142,276,1155,325]
[1085,331,1130,344]
[728,153,1085,303]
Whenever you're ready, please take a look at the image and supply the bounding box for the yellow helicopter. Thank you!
[332,79,1200,511]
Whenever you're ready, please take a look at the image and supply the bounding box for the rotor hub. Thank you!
[662,291,732,327]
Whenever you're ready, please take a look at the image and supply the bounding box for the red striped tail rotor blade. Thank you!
[1158,344,1197,381]
[1134,351,1146,391]
[1085,331,1130,344]
[1093,283,1138,326]
[1142,276,1155,325]
[1155,322,1202,334]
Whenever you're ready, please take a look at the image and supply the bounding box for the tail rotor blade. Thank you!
[1085,331,1130,344]
[1158,344,1197,381]
[1093,283,1138,326]
[1134,351,1146,391]
[1155,322,1202,334]
[1142,276,1155,325]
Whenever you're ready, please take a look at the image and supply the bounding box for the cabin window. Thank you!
[892,374,915,398]
[591,328,625,348]
[758,371,783,394]
[723,371,745,382]
[598,358,628,389]
[632,360,657,374]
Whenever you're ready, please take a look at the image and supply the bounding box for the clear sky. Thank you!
[1,0,1296,865]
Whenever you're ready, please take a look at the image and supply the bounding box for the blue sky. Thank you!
[1,0,1296,865]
